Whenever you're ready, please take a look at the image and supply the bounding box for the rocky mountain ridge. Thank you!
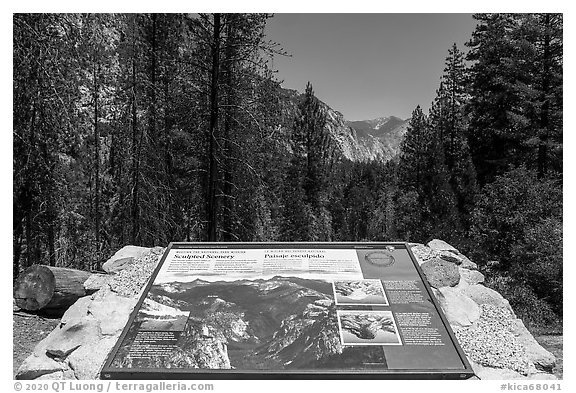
[282,88,409,162]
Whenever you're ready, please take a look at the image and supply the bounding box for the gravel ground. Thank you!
[13,313,61,377]
[535,335,563,379]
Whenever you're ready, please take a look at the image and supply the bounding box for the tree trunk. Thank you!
[222,15,235,241]
[13,265,97,312]
[13,220,23,279]
[206,13,221,242]
[130,15,140,244]
[93,60,101,269]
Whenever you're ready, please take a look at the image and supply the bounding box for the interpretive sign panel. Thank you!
[101,242,474,379]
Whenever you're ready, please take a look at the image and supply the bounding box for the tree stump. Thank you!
[13,265,97,312]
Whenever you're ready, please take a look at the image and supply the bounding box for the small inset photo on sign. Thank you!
[337,310,402,346]
[135,298,190,332]
[333,279,388,306]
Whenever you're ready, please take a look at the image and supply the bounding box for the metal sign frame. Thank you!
[101,242,475,380]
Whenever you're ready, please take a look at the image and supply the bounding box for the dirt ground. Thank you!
[534,335,563,379]
[13,312,61,378]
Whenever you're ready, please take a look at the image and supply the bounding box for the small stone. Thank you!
[438,250,463,264]
[459,254,478,270]
[461,285,513,313]
[13,298,21,312]
[437,287,481,327]
[83,274,111,293]
[427,239,459,253]
[421,258,461,288]
[45,320,100,359]
[459,268,485,285]
[16,355,64,380]
[66,337,118,380]
[409,244,440,265]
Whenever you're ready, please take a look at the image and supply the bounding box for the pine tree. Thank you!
[465,13,563,184]
[281,82,334,241]
[397,106,429,191]
[293,82,333,208]
[519,14,563,178]
[396,106,457,241]
[429,44,478,227]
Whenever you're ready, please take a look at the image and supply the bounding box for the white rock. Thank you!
[527,372,558,380]
[45,320,100,358]
[436,287,481,327]
[83,274,111,292]
[409,244,440,265]
[475,365,528,380]
[475,365,557,380]
[459,268,485,285]
[459,254,479,270]
[461,284,514,313]
[16,355,64,380]
[427,239,459,253]
[438,250,463,264]
[66,337,118,380]
[37,369,76,380]
[511,319,556,371]
[87,291,137,336]
[18,285,139,380]
[35,371,64,380]
[102,245,151,273]
[60,296,92,325]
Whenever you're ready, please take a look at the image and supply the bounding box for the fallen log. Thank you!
[13,265,100,312]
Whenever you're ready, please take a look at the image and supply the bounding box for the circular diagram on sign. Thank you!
[364,251,395,267]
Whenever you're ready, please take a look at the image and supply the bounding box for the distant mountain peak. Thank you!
[281,87,409,162]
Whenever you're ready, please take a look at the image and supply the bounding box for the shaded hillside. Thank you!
[281,88,408,162]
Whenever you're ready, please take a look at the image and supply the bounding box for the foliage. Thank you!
[470,167,562,319]
[281,82,333,240]
[466,13,563,184]
[13,13,286,272]
[13,13,563,326]
[484,273,560,331]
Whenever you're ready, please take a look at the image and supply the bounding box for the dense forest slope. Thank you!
[13,13,562,332]
[282,88,408,162]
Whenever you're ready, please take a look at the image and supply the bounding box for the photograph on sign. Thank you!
[337,310,402,345]
[333,279,389,306]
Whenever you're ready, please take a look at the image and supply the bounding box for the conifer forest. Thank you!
[13,14,562,329]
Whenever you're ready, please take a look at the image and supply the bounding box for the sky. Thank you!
[264,14,478,121]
